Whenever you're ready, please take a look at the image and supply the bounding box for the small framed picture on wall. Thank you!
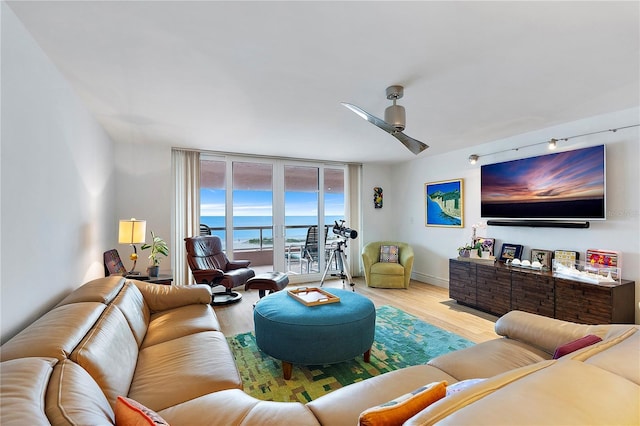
[374,187,383,208]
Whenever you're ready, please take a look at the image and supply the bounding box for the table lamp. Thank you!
[118,218,146,275]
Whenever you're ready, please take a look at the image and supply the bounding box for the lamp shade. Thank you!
[118,219,146,244]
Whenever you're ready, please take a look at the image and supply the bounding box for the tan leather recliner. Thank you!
[361,241,414,289]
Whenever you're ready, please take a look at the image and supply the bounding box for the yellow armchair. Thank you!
[361,241,414,289]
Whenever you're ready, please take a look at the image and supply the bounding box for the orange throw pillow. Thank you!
[359,381,447,426]
[115,396,169,426]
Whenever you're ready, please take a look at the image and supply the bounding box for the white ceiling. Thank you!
[7,1,640,163]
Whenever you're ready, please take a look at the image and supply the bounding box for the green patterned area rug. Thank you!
[226,305,474,403]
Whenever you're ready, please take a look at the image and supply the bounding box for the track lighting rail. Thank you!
[468,124,639,164]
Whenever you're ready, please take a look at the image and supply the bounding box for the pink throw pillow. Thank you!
[553,334,602,359]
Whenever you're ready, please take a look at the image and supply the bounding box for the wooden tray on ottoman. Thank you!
[287,287,340,306]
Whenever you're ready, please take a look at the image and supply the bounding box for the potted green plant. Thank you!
[458,244,471,258]
[458,242,483,258]
[141,231,169,277]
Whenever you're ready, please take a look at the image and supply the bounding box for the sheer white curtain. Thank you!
[348,163,363,277]
[172,149,200,286]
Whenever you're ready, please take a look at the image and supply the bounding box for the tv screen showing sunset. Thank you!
[481,145,605,219]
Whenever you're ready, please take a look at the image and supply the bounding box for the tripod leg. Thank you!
[320,250,336,287]
[339,251,355,291]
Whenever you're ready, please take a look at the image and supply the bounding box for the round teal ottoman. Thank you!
[254,288,376,379]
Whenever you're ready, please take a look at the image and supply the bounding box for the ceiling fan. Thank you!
[341,85,429,155]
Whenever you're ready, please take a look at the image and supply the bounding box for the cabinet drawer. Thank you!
[476,265,511,316]
[449,260,476,305]
[511,271,554,317]
[555,279,612,324]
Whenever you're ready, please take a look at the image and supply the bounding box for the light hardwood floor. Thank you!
[213,277,499,344]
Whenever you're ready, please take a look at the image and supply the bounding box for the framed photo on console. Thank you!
[499,243,523,262]
[585,249,620,268]
[530,249,553,269]
[474,237,495,256]
[554,250,579,267]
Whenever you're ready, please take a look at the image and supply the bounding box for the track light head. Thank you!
[468,154,479,165]
[548,139,557,150]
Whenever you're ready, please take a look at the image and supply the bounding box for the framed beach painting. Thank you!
[425,179,463,227]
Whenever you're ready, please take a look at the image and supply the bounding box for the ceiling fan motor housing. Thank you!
[385,104,406,131]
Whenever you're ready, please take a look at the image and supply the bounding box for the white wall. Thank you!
[114,142,173,274]
[363,107,639,323]
[0,4,116,343]
[360,163,396,243]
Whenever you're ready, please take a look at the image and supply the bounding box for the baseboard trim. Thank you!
[411,271,448,288]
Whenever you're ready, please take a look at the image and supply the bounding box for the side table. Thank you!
[125,273,173,285]
[146,274,173,285]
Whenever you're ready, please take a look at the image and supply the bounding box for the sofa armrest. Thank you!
[132,281,212,312]
[361,246,378,284]
[495,311,596,355]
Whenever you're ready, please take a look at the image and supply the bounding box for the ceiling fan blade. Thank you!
[341,103,397,134]
[341,102,429,155]
[392,132,429,155]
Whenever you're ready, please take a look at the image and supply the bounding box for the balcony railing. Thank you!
[205,224,340,270]
[206,224,338,251]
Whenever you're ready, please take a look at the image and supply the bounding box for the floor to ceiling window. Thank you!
[199,153,352,283]
[200,157,227,244]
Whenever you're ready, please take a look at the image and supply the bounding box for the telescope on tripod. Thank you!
[320,221,357,291]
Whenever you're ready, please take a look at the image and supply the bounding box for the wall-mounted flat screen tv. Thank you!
[481,145,606,220]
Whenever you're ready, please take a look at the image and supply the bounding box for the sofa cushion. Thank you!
[129,331,242,411]
[55,276,126,307]
[0,302,105,362]
[404,361,555,426]
[307,364,455,426]
[158,389,321,426]
[46,359,115,425]
[553,334,602,359]
[420,361,640,426]
[113,282,151,347]
[115,396,169,426]
[0,357,56,426]
[132,281,211,312]
[141,304,220,349]
[70,304,139,407]
[579,328,640,385]
[427,338,549,380]
[359,381,446,426]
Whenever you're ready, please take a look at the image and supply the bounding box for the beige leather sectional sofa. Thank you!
[1,276,638,425]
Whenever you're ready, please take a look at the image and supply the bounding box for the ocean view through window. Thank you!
[200,215,345,250]
[200,155,348,274]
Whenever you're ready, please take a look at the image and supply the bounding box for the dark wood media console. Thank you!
[449,258,635,324]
